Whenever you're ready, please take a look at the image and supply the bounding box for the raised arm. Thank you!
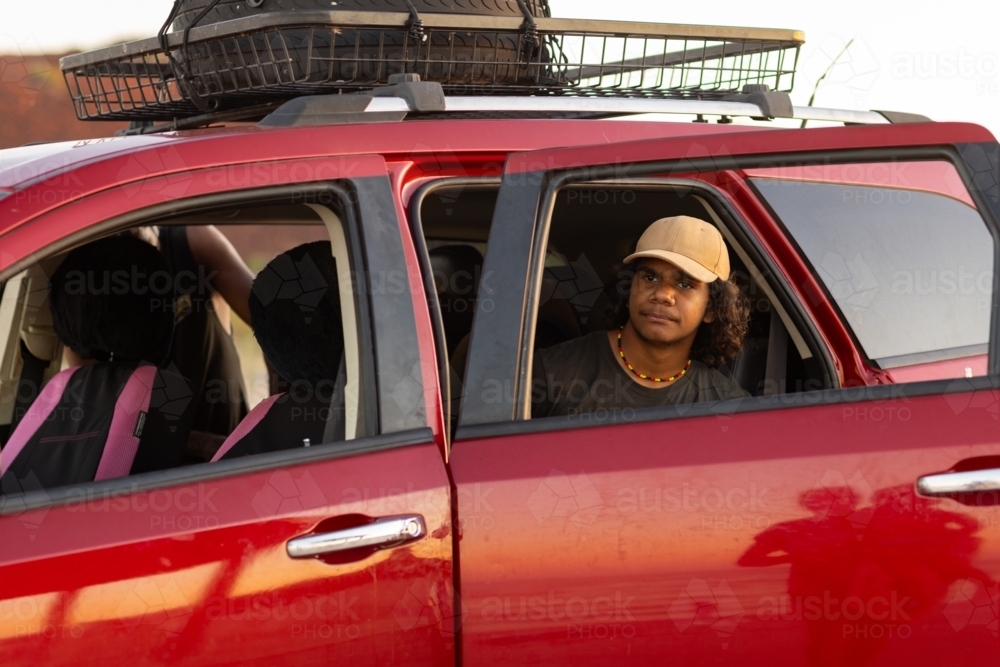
[186,225,255,326]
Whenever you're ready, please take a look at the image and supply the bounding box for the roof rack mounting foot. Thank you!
[373,75,446,113]
[724,84,794,120]
[874,110,933,124]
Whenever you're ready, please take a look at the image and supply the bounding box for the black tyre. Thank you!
[172,0,552,92]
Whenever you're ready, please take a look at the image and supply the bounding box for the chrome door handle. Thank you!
[287,515,426,559]
[916,468,1000,497]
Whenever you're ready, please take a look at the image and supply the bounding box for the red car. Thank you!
[1,5,998,666]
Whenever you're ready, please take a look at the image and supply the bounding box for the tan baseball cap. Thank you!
[624,216,730,283]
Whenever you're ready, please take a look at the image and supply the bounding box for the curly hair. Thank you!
[614,263,750,368]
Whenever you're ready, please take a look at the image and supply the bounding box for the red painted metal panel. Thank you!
[501,122,997,175]
[0,444,456,666]
[0,150,455,665]
[452,391,1000,666]
[0,120,763,236]
[0,155,387,275]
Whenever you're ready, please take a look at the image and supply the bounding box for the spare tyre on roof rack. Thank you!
[171,0,552,31]
[59,5,803,123]
[166,0,553,102]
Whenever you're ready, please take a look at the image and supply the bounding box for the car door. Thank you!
[0,152,455,666]
[451,123,1000,666]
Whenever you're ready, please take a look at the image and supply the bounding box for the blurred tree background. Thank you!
[1,53,126,149]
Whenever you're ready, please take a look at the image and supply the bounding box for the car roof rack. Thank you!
[63,11,804,123]
[256,88,923,126]
[116,76,929,136]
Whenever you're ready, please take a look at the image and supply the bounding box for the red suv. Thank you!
[1,4,998,666]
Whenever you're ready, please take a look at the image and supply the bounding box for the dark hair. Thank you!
[49,235,175,364]
[614,262,750,368]
[249,241,344,385]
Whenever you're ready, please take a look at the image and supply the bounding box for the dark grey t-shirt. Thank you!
[531,331,749,419]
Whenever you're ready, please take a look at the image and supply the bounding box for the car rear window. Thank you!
[750,162,993,368]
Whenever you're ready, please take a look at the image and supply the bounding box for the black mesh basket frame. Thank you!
[60,12,803,122]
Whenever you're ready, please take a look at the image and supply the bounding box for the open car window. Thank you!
[416,178,829,430]
[522,181,827,421]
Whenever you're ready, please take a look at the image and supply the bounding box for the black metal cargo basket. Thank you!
[60,11,803,121]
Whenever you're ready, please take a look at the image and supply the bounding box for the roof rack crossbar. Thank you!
[115,90,914,136]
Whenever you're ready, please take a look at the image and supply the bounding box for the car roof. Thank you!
[0,118,768,229]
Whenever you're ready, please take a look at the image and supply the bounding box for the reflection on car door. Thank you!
[451,126,1000,666]
[0,161,456,667]
[2,440,454,666]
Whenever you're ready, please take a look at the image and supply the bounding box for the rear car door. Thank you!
[452,123,1000,666]
[0,151,454,666]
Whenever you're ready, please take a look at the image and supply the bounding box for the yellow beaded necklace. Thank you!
[617,326,692,383]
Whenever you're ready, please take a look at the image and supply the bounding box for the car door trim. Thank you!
[351,175,435,434]
[455,376,998,441]
[957,141,1000,372]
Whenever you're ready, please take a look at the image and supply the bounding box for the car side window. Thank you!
[0,200,374,494]
[749,161,993,374]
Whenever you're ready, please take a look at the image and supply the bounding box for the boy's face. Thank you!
[628,258,714,347]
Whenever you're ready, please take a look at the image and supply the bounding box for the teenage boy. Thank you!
[532,216,751,418]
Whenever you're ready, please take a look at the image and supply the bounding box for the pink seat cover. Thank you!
[211,393,283,462]
[94,364,158,481]
[1,367,80,477]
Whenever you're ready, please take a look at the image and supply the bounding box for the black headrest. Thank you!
[249,241,344,386]
[49,235,174,365]
[428,244,484,297]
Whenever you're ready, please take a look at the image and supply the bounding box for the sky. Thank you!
[2,0,998,137]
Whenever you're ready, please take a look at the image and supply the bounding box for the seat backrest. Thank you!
[212,241,346,461]
[720,336,769,396]
[211,391,333,461]
[429,244,484,357]
[0,363,194,491]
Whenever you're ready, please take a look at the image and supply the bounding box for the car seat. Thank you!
[447,258,584,388]
[212,241,346,461]
[428,244,484,358]
[0,236,193,492]
[720,309,788,396]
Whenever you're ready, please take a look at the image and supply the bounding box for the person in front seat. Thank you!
[532,216,750,418]
[158,225,258,461]
[1,236,194,491]
[60,225,256,462]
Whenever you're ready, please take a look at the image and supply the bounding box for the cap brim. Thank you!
[623,250,721,283]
